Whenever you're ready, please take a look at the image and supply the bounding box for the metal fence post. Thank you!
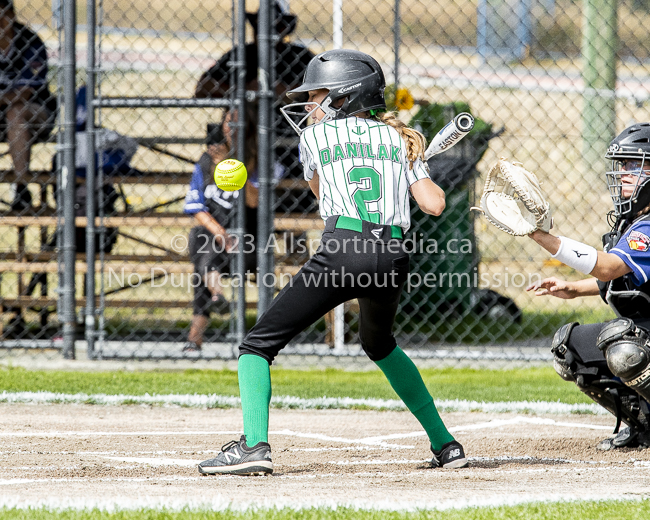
[85,0,97,359]
[257,0,273,316]
[235,0,247,347]
[61,0,77,360]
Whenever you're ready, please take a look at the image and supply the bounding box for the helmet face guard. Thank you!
[280,97,339,136]
[606,157,650,218]
[281,49,386,135]
[605,123,650,219]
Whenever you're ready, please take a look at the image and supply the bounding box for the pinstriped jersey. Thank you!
[299,116,430,231]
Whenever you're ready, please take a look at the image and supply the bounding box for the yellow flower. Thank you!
[395,88,414,110]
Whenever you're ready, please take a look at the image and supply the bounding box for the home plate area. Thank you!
[1,404,649,510]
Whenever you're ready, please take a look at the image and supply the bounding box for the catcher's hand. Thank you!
[473,158,552,236]
[526,277,578,299]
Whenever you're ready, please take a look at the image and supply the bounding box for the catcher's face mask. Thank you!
[606,155,650,217]
[605,123,650,218]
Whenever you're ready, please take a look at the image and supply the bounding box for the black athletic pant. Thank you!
[567,318,650,370]
[239,216,410,363]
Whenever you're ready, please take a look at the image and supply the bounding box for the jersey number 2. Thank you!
[348,166,382,224]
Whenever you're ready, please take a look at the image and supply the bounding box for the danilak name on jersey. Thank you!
[318,142,401,166]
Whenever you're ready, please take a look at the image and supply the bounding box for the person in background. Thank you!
[0,0,56,212]
[195,1,313,102]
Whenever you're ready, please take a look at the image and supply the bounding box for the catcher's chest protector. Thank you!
[599,215,650,319]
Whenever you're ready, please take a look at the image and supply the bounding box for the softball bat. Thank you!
[423,112,475,161]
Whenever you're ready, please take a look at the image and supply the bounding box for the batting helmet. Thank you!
[281,49,386,134]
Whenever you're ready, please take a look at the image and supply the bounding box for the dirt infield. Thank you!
[1,403,649,510]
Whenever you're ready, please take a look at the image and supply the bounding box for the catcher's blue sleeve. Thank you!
[610,221,650,285]
[184,163,207,214]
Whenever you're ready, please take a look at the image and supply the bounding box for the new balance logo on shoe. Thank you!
[371,228,382,239]
[431,440,468,469]
[224,447,241,462]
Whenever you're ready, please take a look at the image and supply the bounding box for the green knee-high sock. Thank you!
[375,346,454,451]
[238,354,272,446]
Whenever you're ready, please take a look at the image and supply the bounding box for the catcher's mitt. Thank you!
[473,158,552,236]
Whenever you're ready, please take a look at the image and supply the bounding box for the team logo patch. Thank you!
[351,126,366,135]
[627,230,650,251]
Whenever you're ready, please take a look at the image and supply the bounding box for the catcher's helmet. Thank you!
[605,123,650,219]
[280,49,386,134]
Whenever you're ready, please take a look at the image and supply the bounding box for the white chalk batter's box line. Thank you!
[89,458,650,471]
[3,455,643,472]
[4,456,636,471]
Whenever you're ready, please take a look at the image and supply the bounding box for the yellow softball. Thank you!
[214,159,247,191]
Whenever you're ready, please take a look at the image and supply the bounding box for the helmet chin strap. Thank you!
[318,97,341,124]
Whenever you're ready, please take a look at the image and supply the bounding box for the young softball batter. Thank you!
[198,49,468,475]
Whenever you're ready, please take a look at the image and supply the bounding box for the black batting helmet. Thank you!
[288,49,386,116]
[281,49,386,134]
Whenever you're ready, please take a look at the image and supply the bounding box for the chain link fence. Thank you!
[1,0,645,364]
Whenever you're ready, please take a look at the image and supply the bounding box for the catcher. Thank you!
[479,123,650,450]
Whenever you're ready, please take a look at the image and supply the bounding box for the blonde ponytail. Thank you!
[379,111,427,169]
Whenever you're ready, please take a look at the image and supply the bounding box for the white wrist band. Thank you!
[552,236,598,275]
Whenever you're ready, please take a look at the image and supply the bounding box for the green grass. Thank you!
[2,500,650,519]
[0,365,590,404]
